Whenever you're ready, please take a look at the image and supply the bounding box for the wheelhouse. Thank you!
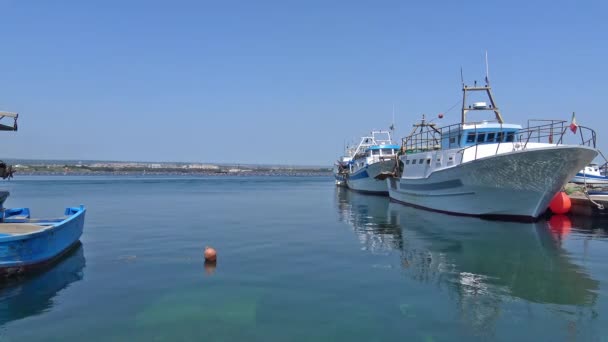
[440,122,522,149]
[367,145,401,157]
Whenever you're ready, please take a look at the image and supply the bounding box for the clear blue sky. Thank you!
[0,0,606,165]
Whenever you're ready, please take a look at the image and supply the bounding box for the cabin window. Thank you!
[477,133,486,142]
[466,133,475,143]
[412,159,417,164]
[497,132,504,142]
[426,159,431,165]
[506,132,515,142]
[406,159,410,165]
[419,159,424,164]
[372,149,380,156]
[487,132,496,142]
[381,148,394,155]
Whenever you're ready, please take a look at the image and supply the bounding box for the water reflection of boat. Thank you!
[387,203,598,306]
[0,243,86,326]
[335,187,402,253]
[336,188,599,308]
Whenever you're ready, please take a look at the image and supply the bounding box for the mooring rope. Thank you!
[582,173,605,210]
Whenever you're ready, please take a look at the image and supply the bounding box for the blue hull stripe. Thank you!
[574,173,608,180]
[398,179,463,191]
[349,170,369,180]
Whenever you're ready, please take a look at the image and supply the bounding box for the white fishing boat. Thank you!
[571,164,608,185]
[345,130,400,195]
[388,75,598,220]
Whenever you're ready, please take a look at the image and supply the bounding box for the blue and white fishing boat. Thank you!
[571,164,608,185]
[346,130,400,195]
[388,75,598,220]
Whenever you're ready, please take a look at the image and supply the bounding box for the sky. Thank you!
[0,0,606,166]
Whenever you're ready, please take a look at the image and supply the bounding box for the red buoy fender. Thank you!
[549,192,571,215]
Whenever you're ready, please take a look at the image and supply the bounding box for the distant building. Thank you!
[187,164,220,170]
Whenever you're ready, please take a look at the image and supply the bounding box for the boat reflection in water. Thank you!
[335,187,599,329]
[0,243,86,326]
[335,187,403,253]
[389,203,598,305]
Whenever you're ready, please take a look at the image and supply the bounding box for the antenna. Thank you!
[391,104,396,133]
[485,51,490,84]
[460,67,464,86]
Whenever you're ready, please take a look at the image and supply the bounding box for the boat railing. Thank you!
[519,120,596,148]
[401,126,444,154]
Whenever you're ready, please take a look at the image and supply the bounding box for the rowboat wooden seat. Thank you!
[20,217,68,223]
[8,215,29,220]
[0,223,52,235]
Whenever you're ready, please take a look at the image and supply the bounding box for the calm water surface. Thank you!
[1,176,608,341]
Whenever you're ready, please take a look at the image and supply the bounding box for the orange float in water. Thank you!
[548,214,572,237]
[549,192,571,215]
[204,246,217,262]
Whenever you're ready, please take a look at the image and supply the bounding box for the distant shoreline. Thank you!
[11,163,332,177]
[14,171,332,177]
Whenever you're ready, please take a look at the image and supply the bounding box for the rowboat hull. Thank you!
[0,206,86,277]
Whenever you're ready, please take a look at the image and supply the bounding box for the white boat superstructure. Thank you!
[571,164,608,185]
[345,130,400,194]
[388,77,598,220]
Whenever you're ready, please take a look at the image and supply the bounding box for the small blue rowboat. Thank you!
[0,204,86,277]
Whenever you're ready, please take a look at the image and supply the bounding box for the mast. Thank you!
[460,54,504,124]
[391,104,395,133]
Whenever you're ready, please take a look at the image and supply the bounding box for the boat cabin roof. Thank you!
[460,122,522,130]
[351,130,397,157]
[368,144,400,150]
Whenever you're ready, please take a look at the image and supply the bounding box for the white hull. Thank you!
[388,146,597,219]
[347,160,395,194]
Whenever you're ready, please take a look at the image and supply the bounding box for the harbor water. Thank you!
[1,176,608,341]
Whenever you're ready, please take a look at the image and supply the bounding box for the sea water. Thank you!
[0,176,607,341]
